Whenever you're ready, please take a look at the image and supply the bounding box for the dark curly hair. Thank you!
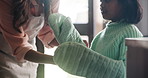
[118,0,143,24]
[12,0,50,33]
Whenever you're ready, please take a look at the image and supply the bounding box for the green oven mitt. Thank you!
[53,42,126,78]
[48,13,85,45]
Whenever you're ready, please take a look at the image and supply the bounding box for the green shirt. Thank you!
[91,22,143,64]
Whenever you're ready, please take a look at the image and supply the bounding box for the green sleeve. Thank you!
[53,42,126,78]
[48,13,85,45]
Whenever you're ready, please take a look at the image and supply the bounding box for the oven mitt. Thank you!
[48,13,85,45]
[53,42,126,78]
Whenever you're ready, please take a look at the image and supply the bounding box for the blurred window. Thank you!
[59,0,88,24]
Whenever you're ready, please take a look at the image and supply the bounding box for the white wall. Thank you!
[137,0,148,36]
[93,0,103,37]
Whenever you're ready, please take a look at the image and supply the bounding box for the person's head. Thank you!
[12,0,50,33]
[100,0,143,24]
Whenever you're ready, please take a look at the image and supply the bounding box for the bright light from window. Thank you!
[59,0,88,24]
[44,47,68,78]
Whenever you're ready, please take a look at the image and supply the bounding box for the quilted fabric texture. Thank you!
[53,42,126,78]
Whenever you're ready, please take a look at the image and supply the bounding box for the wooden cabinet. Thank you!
[126,38,148,78]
